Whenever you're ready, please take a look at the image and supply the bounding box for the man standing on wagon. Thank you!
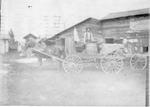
[83,28,94,43]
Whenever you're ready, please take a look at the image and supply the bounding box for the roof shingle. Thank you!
[102,8,150,20]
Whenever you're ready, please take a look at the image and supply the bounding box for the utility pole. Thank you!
[53,15,61,34]
[53,16,61,28]
[146,59,149,106]
[43,16,50,38]
[53,15,66,34]
[0,0,1,34]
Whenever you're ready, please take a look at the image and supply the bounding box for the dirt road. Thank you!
[0,55,147,106]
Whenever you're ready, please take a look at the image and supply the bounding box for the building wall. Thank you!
[100,15,149,54]
[60,22,101,40]
[0,33,10,54]
[56,20,101,54]
[0,39,9,54]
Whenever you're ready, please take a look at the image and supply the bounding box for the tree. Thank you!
[8,29,18,50]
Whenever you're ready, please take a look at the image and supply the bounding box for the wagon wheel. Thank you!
[130,54,147,70]
[63,55,83,73]
[101,55,123,73]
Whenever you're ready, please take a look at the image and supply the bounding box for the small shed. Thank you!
[23,33,37,39]
[23,33,37,43]
[23,33,37,42]
[23,33,38,57]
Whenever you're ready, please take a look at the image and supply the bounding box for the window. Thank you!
[105,38,114,44]
[143,46,148,53]
[105,38,123,44]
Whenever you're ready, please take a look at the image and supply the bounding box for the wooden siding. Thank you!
[61,22,101,40]
[101,15,149,39]
[55,19,101,54]
[100,15,149,53]
[102,18,129,29]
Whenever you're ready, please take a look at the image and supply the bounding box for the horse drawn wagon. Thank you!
[32,38,148,73]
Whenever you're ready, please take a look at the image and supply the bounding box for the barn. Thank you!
[99,8,150,54]
[46,18,101,55]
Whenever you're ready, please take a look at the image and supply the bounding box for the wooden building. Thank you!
[45,9,149,55]
[0,0,9,54]
[0,34,9,54]
[99,8,150,54]
[23,33,38,57]
[46,18,101,54]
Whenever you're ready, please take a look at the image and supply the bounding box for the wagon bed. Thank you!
[32,45,148,73]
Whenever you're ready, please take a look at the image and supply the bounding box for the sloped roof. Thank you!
[51,17,99,38]
[23,33,37,39]
[102,8,150,20]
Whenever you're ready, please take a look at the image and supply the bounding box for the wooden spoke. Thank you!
[101,55,123,73]
[63,55,83,73]
[130,54,147,70]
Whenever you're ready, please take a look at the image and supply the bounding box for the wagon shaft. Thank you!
[32,48,64,62]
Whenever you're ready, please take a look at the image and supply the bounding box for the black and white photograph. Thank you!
[0,0,149,106]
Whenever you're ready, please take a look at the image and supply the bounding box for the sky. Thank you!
[1,0,150,41]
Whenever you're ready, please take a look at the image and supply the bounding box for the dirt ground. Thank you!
[0,53,147,106]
